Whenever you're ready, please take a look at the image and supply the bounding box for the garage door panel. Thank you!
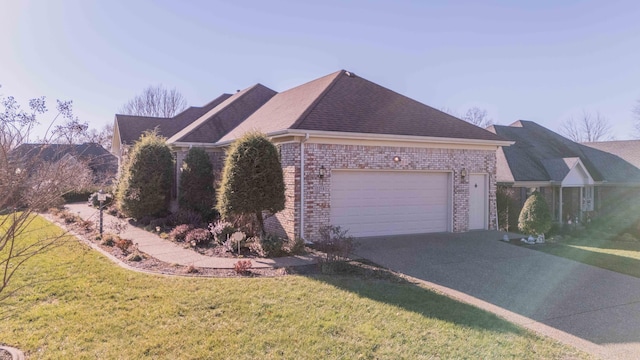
[330,171,450,237]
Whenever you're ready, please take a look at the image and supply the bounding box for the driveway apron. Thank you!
[356,231,640,359]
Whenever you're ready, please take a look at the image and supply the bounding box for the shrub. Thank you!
[63,189,95,204]
[249,234,288,258]
[209,220,236,245]
[148,217,170,231]
[316,225,357,262]
[116,130,174,219]
[260,234,287,257]
[217,132,285,236]
[127,253,143,262]
[179,147,216,220]
[169,224,194,243]
[169,209,203,228]
[287,237,306,255]
[234,260,252,275]
[115,238,134,253]
[185,228,211,247]
[101,233,118,246]
[518,191,552,236]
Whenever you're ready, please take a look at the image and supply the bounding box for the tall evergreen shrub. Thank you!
[217,132,285,236]
[116,130,173,219]
[179,147,215,220]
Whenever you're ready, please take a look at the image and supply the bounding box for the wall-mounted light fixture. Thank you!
[319,165,326,179]
[393,156,401,163]
[460,168,467,180]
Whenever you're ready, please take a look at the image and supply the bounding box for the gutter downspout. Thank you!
[300,133,309,241]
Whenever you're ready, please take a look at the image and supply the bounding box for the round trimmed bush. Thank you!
[518,191,552,235]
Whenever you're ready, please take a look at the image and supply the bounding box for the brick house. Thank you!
[113,70,510,241]
[488,121,640,224]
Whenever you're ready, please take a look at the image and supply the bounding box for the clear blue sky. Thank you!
[1,0,639,140]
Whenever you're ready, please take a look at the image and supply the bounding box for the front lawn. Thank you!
[0,216,589,359]
[534,235,640,278]
[526,191,640,278]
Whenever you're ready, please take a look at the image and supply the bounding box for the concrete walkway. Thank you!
[64,203,318,269]
[356,232,640,359]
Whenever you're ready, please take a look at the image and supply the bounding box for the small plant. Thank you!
[209,220,236,245]
[185,265,199,274]
[185,228,211,247]
[115,238,134,254]
[234,260,252,275]
[260,233,287,257]
[127,253,143,262]
[169,224,194,243]
[79,219,93,233]
[316,225,357,262]
[287,237,306,255]
[100,233,118,246]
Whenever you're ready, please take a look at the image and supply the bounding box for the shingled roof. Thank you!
[487,120,640,185]
[583,140,640,169]
[220,70,504,143]
[12,143,118,179]
[115,93,231,145]
[167,84,276,144]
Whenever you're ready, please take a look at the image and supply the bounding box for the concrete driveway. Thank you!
[356,231,640,359]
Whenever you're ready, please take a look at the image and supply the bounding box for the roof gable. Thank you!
[168,84,276,144]
[220,70,504,143]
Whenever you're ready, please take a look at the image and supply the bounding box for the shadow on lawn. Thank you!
[305,261,528,335]
[535,240,640,278]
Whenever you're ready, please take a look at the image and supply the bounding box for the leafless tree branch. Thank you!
[559,110,613,142]
[119,85,187,118]
[1,87,92,300]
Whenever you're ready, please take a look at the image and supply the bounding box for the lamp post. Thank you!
[97,189,107,237]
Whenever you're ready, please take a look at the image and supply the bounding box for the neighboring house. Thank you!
[113,70,510,241]
[583,140,640,169]
[487,121,640,223]
[12,143,118,185]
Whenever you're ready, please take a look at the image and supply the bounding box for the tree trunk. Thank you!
[256,211,265,238]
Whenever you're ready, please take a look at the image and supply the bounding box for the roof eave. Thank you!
[278,129,513,147]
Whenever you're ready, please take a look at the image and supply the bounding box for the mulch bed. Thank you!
[44,212,321,278]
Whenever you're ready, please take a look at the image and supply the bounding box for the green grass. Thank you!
[0,216,589,359]
[535,234,640,278]
[529,192,640,278]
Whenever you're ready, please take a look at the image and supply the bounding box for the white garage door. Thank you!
[330,170,450,237]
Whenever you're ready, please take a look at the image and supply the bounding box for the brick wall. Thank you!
[299,143,497,241]
[208,141,498,242]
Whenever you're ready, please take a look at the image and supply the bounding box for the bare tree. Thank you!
[559,111,613,142]
[0,88,91,303]
[440,106,493,128]
[462,107,494,128]
[119,85,187,117]
[81,123,113,150]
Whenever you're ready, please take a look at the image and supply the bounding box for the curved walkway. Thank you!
[64,203,318,269]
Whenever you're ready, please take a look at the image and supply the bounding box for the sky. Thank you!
[1,0,639,141]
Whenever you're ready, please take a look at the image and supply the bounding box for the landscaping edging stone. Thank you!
[0,346,25,360]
